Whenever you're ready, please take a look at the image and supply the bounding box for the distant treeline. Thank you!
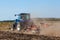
[46,18,60,21]
[0,18,60,22]
[0,20,15,22]
[33,18,60,21]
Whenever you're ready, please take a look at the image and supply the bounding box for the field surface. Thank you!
[0,18,60,40]
[0,31,60,40]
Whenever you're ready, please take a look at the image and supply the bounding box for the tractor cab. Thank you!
[12,13,31,31]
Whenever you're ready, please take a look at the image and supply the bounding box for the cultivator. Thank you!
[11,13,40,34]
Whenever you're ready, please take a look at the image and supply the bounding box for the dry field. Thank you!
[0,18,60,40]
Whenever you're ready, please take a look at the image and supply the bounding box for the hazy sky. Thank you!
[0,0,60,21]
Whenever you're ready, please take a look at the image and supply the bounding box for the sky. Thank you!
[0,0,60,21]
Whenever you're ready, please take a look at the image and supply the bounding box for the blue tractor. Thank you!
[12,13,32,31]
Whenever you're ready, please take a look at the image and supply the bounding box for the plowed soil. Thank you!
[0,31,60,40]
